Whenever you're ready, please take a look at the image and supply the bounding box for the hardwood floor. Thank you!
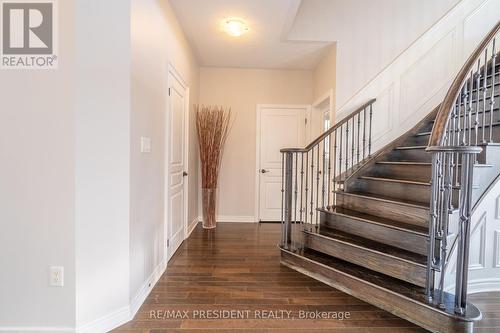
[112,223,499,333]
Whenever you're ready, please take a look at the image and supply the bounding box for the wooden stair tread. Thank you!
[429,118,500,126]
[359,175,430,186]
[335,190,429,209]
[281,247,482,322]
[320,207,428,236]
[395,145,427,150]
[376,161,431,166]
[314,227,427,266]
[300,248,426,297]
[376,160,492,168]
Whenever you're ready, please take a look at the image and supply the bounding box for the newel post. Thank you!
[283,151,294,249]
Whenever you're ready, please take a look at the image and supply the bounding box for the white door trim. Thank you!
[254,104,311,222]
[164,63,189,264]
[311,89,334,141]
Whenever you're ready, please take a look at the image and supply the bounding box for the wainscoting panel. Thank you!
[336,0,500,156]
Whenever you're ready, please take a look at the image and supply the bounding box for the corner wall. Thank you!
[129,0,200,316]
[75,0,131,330]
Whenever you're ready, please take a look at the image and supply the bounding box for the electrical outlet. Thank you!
[50,266,64,287]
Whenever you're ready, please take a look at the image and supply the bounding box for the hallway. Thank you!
[112,223,425,332]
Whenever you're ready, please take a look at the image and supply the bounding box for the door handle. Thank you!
[260,169,269,174]
[183,171,188,177]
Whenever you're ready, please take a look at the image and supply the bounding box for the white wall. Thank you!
[0,0,76,330]
[199,68,313,220]
[332,0,500,154]
[313,43,337,105]
[130,0,199,318]
[74,0,131,331]
[289,0,460,110]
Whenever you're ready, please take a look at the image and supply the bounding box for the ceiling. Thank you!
[169,0,459,70]
[169,0,330,70]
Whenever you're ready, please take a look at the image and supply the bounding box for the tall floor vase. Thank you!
[202,188,217,229]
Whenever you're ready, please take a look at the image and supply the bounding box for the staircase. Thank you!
[279,22,500,333]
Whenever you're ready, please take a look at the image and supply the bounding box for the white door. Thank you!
[257,105,308,221]
[166,69,187,261]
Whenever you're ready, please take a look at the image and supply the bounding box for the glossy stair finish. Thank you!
[334,190,430,228]
[351,176,431,205]
[281,248,481,333]
[320,207,428,255]
[304,227,427,286]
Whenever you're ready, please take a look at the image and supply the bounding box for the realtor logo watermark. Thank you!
[1,0,57,69]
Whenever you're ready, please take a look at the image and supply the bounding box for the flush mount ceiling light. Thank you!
[223,18,249,37]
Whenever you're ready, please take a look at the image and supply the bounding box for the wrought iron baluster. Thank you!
[468,70,474,145]
[304,152,309,228]
[482,47,488,143]
[309,147,314,231]
[327,134,332,208]
[345,120,349,178]
[474,60,481,146]
[462,84,469,146]
[368,104,373,156]
[339,126,343,184]
[332,130,338,205]
[315,145,320,230]
[294,152,298,236]
[321,140,326,209]
[357,113,361,165]
[300,152,304,231]
[363,108,367,160]
[351,117,355,170]
[490,38,497,143]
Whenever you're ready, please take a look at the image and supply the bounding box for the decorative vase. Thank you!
[202,188,217,229]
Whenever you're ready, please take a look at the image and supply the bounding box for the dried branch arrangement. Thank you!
[195,105,232,189]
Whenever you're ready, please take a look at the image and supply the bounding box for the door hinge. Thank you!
[168,88,171,96]
[167,239,170,247]
[305,118,308,125]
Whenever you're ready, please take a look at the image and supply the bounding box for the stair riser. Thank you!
[410,124,500,147]
[420,121,435,133]
[387,148,431,162]
[455,92,499,109]
[351,178,431,205]
[370,164,431,183]
[305,232,427,287]
[336,193,429,228]
[320,212,427,255]
[470,74,500,93]
[281,249,477,333]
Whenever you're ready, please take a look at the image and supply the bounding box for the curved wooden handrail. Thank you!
[428,21,500,148]
[281,98,376,153]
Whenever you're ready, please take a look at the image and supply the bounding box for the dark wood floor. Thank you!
[113,223,500,333]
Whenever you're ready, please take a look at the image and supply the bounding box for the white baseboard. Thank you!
[0,328,74,333]
[76,305,130,333]
[186,218,198,237]
[468,278,500,294]
[445,278,500,294]
[76,249,169,333]
[129,259,168,319]
[197,215,256,223]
